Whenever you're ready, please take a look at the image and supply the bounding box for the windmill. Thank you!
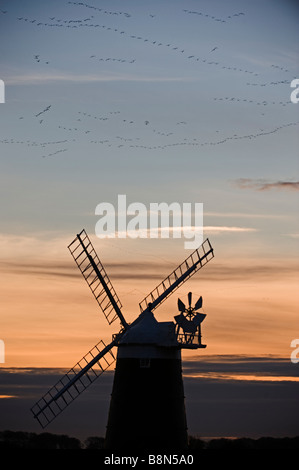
[31,229,214,451]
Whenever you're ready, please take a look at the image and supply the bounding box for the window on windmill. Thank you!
[140,358,151,368]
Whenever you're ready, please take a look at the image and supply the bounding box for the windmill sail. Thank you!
[31,229,214,434]
[139,238,214,313]
[31,339,117,428]
[68,229,127,328]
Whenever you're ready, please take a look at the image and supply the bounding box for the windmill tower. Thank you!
[31,229,214,451]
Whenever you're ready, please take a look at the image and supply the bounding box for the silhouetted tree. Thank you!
[84,436,105,449]
[1,431,298,449]
[0,430,81,449]
[188,436,206,449]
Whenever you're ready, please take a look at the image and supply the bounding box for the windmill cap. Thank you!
[120,310,176,346]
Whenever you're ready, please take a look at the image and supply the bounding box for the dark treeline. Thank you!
[188,436,299,450]
[0,430,298,449]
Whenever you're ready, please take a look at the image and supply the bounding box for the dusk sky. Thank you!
[0,0,298,441]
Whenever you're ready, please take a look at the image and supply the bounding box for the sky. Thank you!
[0,0,299,441]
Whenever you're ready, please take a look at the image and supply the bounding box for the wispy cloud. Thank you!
[205,212,287,219]
[2,256,298,282]
[183,355,299,382]
[234,178,299,192]
[6,72,189,86]
[113,225,257,238]
[204,226,257,233]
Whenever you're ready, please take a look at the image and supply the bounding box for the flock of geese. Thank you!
[2,100,298,157]
[68,1,132,18]
[213,97,290,107]
[182,9,245,23]
[1,3,297,158]
[15,10,261,77]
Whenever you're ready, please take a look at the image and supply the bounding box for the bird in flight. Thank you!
[210,47,218,53]
[35,105,51,117]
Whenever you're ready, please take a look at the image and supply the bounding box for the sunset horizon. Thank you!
[0,0,298,449]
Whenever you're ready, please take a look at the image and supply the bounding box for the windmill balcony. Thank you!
[176,331,206,349]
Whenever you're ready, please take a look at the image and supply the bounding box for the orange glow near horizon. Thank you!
[1,237,298,369]
[184,373,299,382]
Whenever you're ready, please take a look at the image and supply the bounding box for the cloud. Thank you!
[112,225,257,239]
[205,212,288,220]
[201,262,298,281]
[1,257,298,283]
[183,354,297,379]
[0,259,162,281]
[6,72,189,86]
[234,179,299,192]
[1,356,298,440]
[204,226,257,234]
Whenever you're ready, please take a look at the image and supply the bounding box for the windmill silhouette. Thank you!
[31,229,214,451]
